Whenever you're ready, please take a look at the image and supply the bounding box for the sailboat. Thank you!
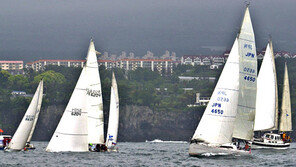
[46,39,104,152]
[105,72,119,152]
[189,5,257,156]
[252,59,292,148]
[5,80,43,151]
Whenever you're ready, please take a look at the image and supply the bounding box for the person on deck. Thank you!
[244,143,250,151]
[283,133,287,142]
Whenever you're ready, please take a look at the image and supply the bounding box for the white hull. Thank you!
[4,147,22,152]
[189,143,250,156]
[251,140,290,149]
[107,147,118,152]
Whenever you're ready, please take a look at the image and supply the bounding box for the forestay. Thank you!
[8,80,43,150]
[46,68,88,152]
[254,41,277,131]
[192,38,240,145]
[86,40,104,144]
[279,63,292,132]
[106,73,120,148]
[233,6,257,141]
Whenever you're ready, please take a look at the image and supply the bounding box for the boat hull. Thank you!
[251,140,290,149]
[189,143,250,156]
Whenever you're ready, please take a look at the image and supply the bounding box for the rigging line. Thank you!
[239,38,255,43]
[55,132,88,136]
[237,105,255,109]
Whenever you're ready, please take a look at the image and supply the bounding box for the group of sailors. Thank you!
[281,133,291,143]
[233,139,251,151]
[89,143,108,152]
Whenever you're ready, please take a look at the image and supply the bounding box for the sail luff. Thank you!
[254,41,277,131]
[8,80,43,150]
[279,63,292,132]
[27,80,44,143]
[106,73,119,148]
[233,6,257,140]
[192,38,240,145]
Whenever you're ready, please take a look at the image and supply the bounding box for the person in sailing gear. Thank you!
[244,143,250,151]
[89,143,96,151]
[282,133,286,141]
[100,144,107,152]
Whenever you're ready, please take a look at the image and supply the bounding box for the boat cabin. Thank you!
[263,133,284,144]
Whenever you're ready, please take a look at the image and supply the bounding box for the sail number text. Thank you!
[243,67,255,74]
[244,75,255,82]
[217,97,229,102]
[211,109,224,115]
[25,115,35,121]
[86,89,101,97]
[245,52,255,58]
[71,108,82,116]
[211,103,224,115]
[244,44,252,50]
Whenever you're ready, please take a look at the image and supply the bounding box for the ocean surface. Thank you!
[1,141,296,167]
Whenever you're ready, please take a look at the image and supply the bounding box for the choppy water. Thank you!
[1,141,296,166]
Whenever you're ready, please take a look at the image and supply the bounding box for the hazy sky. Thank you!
[1,0,296,62]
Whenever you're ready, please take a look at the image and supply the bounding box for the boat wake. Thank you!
[145,139,187,144]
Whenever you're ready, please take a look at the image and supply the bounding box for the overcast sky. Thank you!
[0,0,296,62]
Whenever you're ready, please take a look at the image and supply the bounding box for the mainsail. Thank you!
[46,67,89,152]
[86,40,104,144]
[279,63,292,132]
[233,6,257,141]
[106,73,119,148]
[192,38,240,144]
[254,41,277,131]
[8,80,43,150]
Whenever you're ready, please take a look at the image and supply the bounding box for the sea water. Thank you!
[1,141,296,166]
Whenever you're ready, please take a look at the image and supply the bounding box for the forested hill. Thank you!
[0,57,296,141]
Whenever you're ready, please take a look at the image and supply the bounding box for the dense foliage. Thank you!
[1,58,295,136]
[0,64,216,131]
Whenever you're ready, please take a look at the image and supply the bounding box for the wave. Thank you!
[145,139,188,144]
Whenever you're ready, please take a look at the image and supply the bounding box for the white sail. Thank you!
[270,40,279,131]
[46,68,89,152]
[254,41,277,131]
[86,40,104,144]
[8,80,43,150]
[279,63,292,132]
[233,6,257,141]
[192,38,240,144]
[27,81,44,143]
[106,73,119,148]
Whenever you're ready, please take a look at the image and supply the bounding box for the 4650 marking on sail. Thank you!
[244,75,255,82]
[211,109,224,115]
